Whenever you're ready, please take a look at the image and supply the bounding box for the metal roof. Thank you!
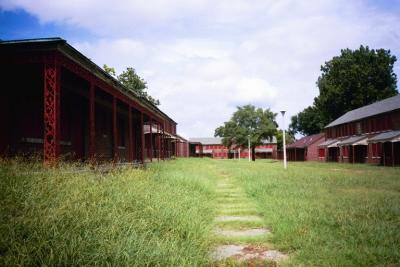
[0,37,176,125]
[337,135,368,146]
[189,136,277,145]
[189,137,222,145]
[255,148,273,153]
[287,133,324,149]
[318,138,340,147]
[325,94,400,128]
[0,37,64,44]
[368,130,400,143]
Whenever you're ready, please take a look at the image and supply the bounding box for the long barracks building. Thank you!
[0,38,188,164]
[318,94,400,166]
[188,137,277,159]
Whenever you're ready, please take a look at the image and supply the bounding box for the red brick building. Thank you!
[188,137,277,159]
[175,135,189,158]
[286,133,325,161]
[0,38,186,164]
[318,94,400,166]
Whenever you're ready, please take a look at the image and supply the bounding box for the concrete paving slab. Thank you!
[214,228,270,237]
[215,215,263,222]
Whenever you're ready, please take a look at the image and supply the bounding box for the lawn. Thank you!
[0,159,217,266]
[213,159,400,266]
[1,158,399,266]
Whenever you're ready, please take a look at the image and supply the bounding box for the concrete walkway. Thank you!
[210,172,287,265]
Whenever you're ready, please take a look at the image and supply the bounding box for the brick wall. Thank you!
[306,137,325,161]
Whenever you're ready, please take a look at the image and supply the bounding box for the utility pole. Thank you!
[248,134,251,162]
[280,111,287,169]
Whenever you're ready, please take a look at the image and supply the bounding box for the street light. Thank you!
[280,111,287,169]
[248,134,251,162]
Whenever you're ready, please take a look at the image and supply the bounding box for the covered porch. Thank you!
[368,130,400,166]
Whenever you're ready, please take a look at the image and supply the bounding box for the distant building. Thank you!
[188,137,277,159]
[286,133,325,161]
[175,135,189,158]
[319,94,400,166]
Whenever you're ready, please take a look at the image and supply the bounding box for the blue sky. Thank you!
[1,0,400,138]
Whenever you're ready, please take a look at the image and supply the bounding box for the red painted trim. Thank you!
[43,55,60,164]
[140,112,145,163]
[113,97,118,162]
[150,119,153,162]
[89,83,96,159]
[157,123,160,161]
[162,126,165,160]
[128,106,133,162]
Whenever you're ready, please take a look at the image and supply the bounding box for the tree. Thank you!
[102,65,160,106]
[289,105,324,136]
[215,105,277,161]
[103,64,116,77]
[290,45,397,135]
[316,45,397,124]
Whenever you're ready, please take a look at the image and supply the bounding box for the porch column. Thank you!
[157,123,160,161]
[140,113,145,163]
[149,119,153,162]
[326,147,329,161]
[128,106,133,162]
[392,142,394,167]
[162,126,165,160]
[89,83,96,160]
[43,56,61,165]
[113,97,118,162]
[294,148,297,161]
[383,143,386,166]
[368,143,372,164]
[352,145,355,164]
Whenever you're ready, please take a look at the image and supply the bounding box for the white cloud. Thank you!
[1,0,399,138]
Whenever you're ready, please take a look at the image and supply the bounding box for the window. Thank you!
[318,148,325,157]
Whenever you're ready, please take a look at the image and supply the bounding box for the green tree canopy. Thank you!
[290,45,397,135]
[103,64,160,106]
[289,105,324,136]
[275,128,295,150]
[103,64,116,77]
[214,105,277,161]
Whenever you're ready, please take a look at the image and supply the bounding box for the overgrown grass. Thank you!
[2,158,400,266]
[0,158,216,266]
[213,160,400,266]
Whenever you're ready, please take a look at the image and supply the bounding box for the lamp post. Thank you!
[248,134,251,162]
[280,111,287,169]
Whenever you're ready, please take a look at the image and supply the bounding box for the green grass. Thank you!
[0,159,217,266]
[2,158,400,266]
[212,160,400,266]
